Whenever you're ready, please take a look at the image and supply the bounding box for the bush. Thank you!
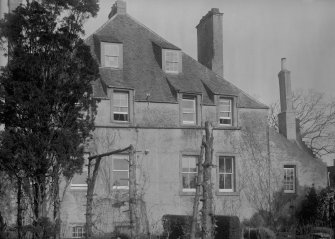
[243,227,275,239]
[162,214,241,239]
[162,215,191,239]
[215,216,241,239]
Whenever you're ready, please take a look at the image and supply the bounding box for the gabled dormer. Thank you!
[152,41,182,74]
[162,49,182,74]
[101,42,123,69]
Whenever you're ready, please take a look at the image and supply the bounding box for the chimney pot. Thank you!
[281,58,287,71]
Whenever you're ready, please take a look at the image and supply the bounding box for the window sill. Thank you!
[180,124,202,129]
[179,190,197,196]
[99,66,123,70]
[214,125,240,130]
[216,191,239,196]
[110,121,132,126]
[283,191,296,194]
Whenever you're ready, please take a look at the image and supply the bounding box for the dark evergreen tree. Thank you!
[297,186,319,225]
[0,1,99,238]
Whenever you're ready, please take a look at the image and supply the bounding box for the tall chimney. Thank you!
[278,58,296,141]
[196,8,224,77]
[108,0,126,19]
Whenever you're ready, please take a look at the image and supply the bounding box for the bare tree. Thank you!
[202,122,215,239]
[268,89,335,158]
[190,136,205,239]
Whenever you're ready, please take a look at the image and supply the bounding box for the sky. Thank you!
[84,0,335,106]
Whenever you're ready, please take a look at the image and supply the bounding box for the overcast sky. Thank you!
[84,0,335,106]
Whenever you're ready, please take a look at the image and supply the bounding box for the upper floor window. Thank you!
[163,49,181,73]
[101,42,123,68]
[284,165,296,193]
[70,153,90,190]
[113,91,129,122]
[112,155,129,189]
[181,156,197,192]
[218,156,235,192]
[182,95,196,125]
[219,98,232,126]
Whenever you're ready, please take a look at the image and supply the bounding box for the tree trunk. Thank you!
[53,170,61,239]
[17,178,23,239]
[202,122,214,239]
[85,156,102,239]
[191,136,205,239]
[129,145,139,238]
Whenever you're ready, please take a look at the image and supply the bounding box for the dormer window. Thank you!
[101,42,123,68]
[219,98,232,126]
[113,91,129,122]
[182,95,196,125]
[162,49,181,74]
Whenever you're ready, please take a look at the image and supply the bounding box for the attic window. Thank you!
[101,42,123,68]
[163,49,181,73]
[219,98,232,126]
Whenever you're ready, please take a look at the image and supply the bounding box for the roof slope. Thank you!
[86,13,268,108]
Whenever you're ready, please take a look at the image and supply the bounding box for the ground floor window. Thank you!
[72,226,85,238]
[284,165,296,193]
[218,156,235,192]
[181,156,197,191]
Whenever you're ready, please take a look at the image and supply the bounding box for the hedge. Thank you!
[162,214,241,239]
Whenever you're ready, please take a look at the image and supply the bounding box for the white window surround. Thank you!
[112,155,129,190]
[218,156,235,192]
[181,95,196,125]
[181,156,197,192]
[101,42,123,68]
[284,165,296,193]
[219,98,232,126]
[113,91,129,122]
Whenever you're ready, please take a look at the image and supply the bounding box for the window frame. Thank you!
[181,95,197,125]
[215,95,237,128]
[181,155,198,192]
[218,156,235,193]
[283,165,296,193]
[162,49,182,74]
[112,91,129,122]
[179,94,201,126]
[219,98,232,126]
[72,226,85,238]
[101,42,123,68]
[111,154,129,190]
[70,153,90,190]
[109,88,134,125]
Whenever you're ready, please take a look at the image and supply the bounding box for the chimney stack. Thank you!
[108,0,126,19]
[278,58,296,141]
[196,8,224,77]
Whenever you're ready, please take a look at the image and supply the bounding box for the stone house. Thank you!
[60,1,327,238]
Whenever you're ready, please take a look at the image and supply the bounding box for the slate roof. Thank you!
[86,13,268,108]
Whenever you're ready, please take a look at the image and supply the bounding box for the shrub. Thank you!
[162,214,241,239]
[162,215,191,239]
[215,216,241,239]
[243,227,275,239]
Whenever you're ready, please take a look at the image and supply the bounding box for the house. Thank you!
[58,0,327,237]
